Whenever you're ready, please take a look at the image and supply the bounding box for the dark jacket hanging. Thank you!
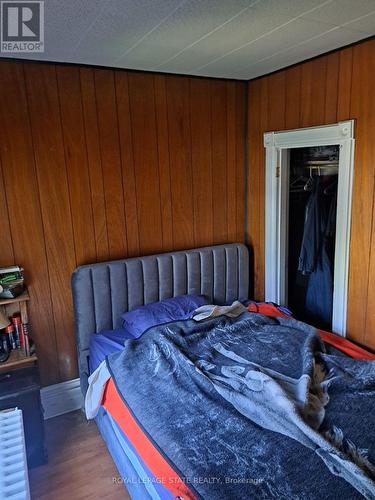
[298,178,336,328]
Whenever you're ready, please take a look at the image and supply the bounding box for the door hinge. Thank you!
[276,166,280,178]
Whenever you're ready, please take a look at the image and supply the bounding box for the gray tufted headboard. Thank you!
[71,243,249,394]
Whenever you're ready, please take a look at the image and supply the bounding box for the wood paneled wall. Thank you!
[3,37,374,383]
[247,38,375,349]
[0,60,246,385]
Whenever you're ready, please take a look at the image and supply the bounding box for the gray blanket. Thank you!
[106,312,375,499]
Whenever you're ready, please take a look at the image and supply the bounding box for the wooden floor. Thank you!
[29,411,130,500]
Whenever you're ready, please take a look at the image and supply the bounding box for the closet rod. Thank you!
[305,165,338,176]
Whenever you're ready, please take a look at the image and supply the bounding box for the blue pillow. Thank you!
[121,294,208,339]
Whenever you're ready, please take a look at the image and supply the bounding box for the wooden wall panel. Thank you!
[337,47,353,121]
[24,63,78,381]
[153,75,173,252]
[350,41,375,346]
[226,82,238,243]
[166,76,195,250]
[247,37,375,349]
[190,79,213,247]
[127,73,163,255]
[267,71,286,130]
[56,66,97,266]
[0,62,59,384]
[0,60,246,384]
[115,72,140,257]
[324,52,339,124]
[94,69,128,260]
[285,65,301,130]
[256,79,268,300]
[247,79,261,298]
[211,81,228,245]
[300,57,328,127]
[80,68,109,261]
[0,163,14,267]
[235,84,246,242]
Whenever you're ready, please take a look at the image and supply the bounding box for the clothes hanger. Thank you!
[290,174,310,193]
[303,168,314,191]
[290,175,307,187]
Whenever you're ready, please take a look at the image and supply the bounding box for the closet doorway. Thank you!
[264,121,355,336]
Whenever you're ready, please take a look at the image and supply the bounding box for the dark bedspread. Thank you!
[106,312,375,499]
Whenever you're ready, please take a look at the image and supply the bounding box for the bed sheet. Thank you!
[89,328,127,373]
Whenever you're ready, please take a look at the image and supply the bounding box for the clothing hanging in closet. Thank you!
[297,177,337,329]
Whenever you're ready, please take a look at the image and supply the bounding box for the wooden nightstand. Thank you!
[0,290,46,468]
[0,291,33,369]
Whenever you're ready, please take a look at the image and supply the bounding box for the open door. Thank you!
[264,121,355,336]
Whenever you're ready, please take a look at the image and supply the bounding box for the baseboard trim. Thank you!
[41,377,82,419]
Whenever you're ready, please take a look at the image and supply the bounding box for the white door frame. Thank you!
[264,121,355,336]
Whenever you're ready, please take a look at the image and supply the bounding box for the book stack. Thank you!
[0,266,24,299]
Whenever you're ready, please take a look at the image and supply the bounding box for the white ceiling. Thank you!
[3,0,375,80]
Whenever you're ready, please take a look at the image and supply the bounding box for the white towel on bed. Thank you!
[85,360,111,419]
[192,300,246,322]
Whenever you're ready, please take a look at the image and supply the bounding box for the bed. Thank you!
[72,243,249,498]
[71,243,375,500]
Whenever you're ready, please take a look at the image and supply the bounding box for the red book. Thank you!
[12,316,25,350]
